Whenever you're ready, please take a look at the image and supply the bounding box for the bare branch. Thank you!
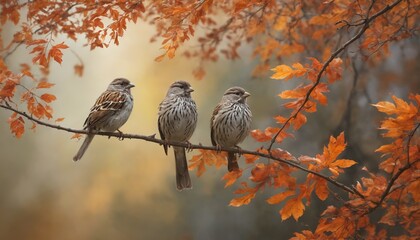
[0,103,364,198]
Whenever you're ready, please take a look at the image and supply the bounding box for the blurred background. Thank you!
[1,20,418,239]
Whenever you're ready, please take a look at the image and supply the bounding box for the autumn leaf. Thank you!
[222,170,242,188]
[229,182,258,207]
[55,117,64,123]
[250,163,271,183]
[189,149,227,176]
[74,64,84,77]
[243,153,259,164]
[314,178,329,201]
[0,80,16,98]
[267,190,295,204]
[250,129,272,142]
[40,93,56,103]
[271,148,295,161]
[36,82,55,89]
[271,64,293,80]
[322,132,347,166]
[71,133,82,140]
[280,197,305,221]
[49,42,69,64]
[379,205,397,226]
[8,115,25,138]
[330,159,357,168]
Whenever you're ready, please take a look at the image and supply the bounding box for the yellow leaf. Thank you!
[271,65,293,80]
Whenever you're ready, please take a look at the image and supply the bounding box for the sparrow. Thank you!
[211,87,252,171]
[158,81,197,190]
[73,78,135,161]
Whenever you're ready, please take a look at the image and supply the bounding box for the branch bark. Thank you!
[0,103,365,198]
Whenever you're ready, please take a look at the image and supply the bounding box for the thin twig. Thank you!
[363,122,420,215]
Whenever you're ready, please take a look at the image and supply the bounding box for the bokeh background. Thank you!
[1,20,418,239]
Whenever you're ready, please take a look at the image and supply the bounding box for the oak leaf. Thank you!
[280,197,305,220]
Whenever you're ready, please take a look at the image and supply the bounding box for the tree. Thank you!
[1,0,419,239]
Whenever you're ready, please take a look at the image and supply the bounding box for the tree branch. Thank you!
[0,103,364,198]
[267,0,404,151]
[363,122,420,216]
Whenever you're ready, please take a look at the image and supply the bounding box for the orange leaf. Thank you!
[229,182,257,207]
[330,159,357,168]
[250,163,270,183]
[314,178,329,201]
[271,148,295,161]
[74,64,84,77]
[271,64,293,80]
[40,93,57,103]
[323,132,346,166]
[292,112,307,130]
[243,153,259,164]
[379,205,397,226]
[55,117,64,123]
[280,197,305,220]
[222,170,242,188]
[8,116,25,138]
[71,133,82,139]
[154,54,166,62]
[250,129,272,142]
[372,101,396,115]
[0,80,16,98]
[229,192,256,207]
[36,82,55,89]
[189,149,227,176]
[267,190,294,204]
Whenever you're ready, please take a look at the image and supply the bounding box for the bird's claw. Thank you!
[185,141,193,152]
[235,145,243,156]
[117,129,124,141]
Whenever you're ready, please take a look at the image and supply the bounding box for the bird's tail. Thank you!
[173,146,192,190]
[227,152,239,172]
[73,134,95,161]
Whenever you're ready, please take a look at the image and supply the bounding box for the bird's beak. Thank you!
[243,91,251,98]
[187,88,194,93]
[128,83,135,89]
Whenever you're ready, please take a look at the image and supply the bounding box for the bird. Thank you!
[158,81,197,191]
[211,87,252,172]
[73,78,135,161]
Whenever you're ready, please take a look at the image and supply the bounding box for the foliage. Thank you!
[1,0,419,238]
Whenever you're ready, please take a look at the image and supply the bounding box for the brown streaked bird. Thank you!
[211,87,252,172]
[158,81,197,190]
[73,78,135,161]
